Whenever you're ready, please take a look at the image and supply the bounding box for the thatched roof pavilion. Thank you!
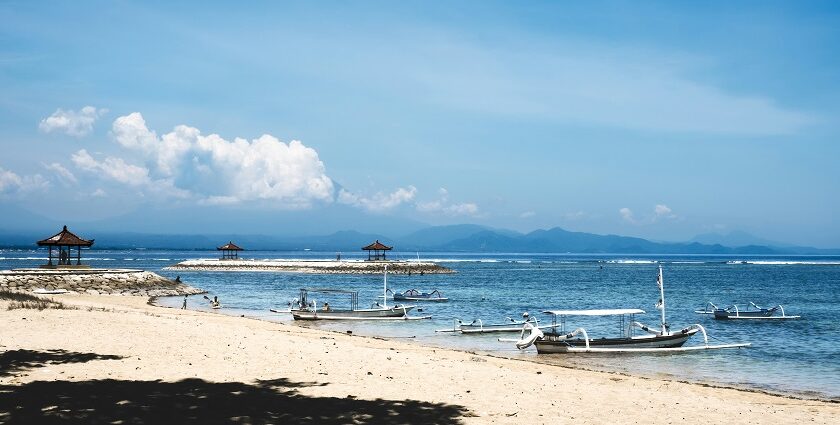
[362,240,392,261]
[37,225,94,268]
[217,241,243,260]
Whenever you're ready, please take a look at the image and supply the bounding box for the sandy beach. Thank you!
[0,295,836,424]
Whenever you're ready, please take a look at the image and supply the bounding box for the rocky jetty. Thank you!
[0,269,204,296]
[166,259,455,274]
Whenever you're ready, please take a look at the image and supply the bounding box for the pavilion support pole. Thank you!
[48,246,53,266]
[77,246,81,265]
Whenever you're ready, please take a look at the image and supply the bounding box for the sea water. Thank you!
[2,249,838,400]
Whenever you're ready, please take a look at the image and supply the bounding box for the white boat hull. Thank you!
[291,305,415,320]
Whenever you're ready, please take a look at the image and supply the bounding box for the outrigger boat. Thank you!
[288,265,429,321]
[696,302,800,320]
[436,314,555,334]
[509,266,751,353]
[390,288,449,302]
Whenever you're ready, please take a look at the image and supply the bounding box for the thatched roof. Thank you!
[36,226,94,247]
[217,241,244,251]
[361,240,392,251]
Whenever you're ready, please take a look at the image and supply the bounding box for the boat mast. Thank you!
[383,264,388,309]
[657,265,667,335]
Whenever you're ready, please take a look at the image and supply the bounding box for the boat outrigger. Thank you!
[288,265,429,321]
[510,266,751,353]
[696,302,800,320]
[436,314,555,334]
[390,288,449,302]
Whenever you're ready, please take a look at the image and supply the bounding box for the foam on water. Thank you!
[606,259,659,264]
[727,260,840,265]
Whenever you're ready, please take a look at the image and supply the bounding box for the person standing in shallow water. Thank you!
[182,295,188,309]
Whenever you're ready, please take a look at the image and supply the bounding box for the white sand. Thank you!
[165,258,453,274]
[1,295,837,424]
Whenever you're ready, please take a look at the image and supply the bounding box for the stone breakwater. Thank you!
[165,259,455,274]
[0,269,204,296]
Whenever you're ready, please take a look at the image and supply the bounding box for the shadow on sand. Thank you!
[0,349,124,378]
[0,350,469,424]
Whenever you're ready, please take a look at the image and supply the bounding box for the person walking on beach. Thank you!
[182,295,188,309]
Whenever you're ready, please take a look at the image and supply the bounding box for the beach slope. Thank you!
[0,295,836,424]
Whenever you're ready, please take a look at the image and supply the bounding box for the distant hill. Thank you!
[691,231,787,248]
[690,230,837,255]
[1,220,838,254]
[437,227,782,254]
[399,224,521,249]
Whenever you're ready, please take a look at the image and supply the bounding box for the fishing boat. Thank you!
[696,302,800,320]
[392,288,448,302]
[288,265,427,320]
[510,266,751,353]
[436,314,555,334]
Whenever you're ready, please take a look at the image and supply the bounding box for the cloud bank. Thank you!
[67,112,334,208]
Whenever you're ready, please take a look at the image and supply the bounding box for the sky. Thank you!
[1,1,839,247]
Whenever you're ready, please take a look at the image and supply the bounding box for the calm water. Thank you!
[2,249,839,400]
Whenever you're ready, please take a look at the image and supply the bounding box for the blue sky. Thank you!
[1,1,839,246]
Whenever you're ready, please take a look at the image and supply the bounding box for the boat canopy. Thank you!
[543,308,645,316]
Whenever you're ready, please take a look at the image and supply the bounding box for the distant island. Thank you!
[1,224,837,255]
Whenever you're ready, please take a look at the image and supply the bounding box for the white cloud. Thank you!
[111,112,193,176]
[39,106,107,137]
[416,187,479,216]
[43,162,77,185]
[91,188,107,197]
[101,112,336,208]
[445,202,479,216]
[0,167,23,193]
[655,204,672,216]
[71,149,151,187]
[338,186,417,212]
[619,207,637,224]
[621,204,677,225]
[654,204,678,221]
[0,166,48,195]
[71,149,190,200]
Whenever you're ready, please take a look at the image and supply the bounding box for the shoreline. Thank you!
[2,294,837,423]
[151,297,839,404]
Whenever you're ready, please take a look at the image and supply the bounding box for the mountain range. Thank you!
[1,215,837,254]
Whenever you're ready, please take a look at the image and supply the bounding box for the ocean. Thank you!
[2,249,838,400]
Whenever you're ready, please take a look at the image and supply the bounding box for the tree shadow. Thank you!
[0,349,124,377]
[0,377,469,424]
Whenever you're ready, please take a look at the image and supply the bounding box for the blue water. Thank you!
[2,249,839,400]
